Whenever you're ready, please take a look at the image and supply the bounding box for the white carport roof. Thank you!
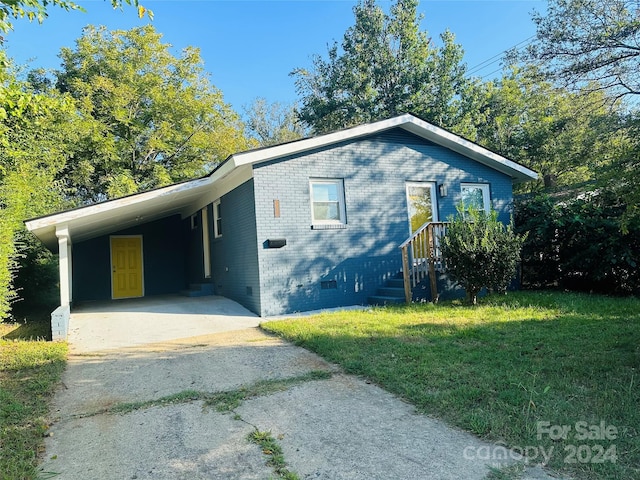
[26,177,214,252]
[25,113,538,252]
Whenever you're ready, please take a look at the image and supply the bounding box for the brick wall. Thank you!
[252,128,514,316]
[210,179,261,313]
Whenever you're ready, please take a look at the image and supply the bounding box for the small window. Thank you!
[190,213,199,230]
[213,199,222,238]
[310,179,346,225]
[460,183,491,214]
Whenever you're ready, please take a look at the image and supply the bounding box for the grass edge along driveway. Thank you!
[262,291,640,480]
[0,322,67,480]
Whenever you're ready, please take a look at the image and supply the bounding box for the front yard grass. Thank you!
[262,291,640,480]
[0,321,67,480]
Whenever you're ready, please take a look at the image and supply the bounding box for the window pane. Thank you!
[407,186,433,233]
[313,183,339,202]
[461,187,484,210]
[314,202,340,221]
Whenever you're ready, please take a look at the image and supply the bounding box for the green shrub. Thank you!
[441,207,526,304]
[515,192,640,295]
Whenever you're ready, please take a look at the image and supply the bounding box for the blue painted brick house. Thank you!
[26,114,537,328]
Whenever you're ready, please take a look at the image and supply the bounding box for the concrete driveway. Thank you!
[67,295,262,352]
[41,296,559,479]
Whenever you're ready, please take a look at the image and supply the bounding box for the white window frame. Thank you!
[460,183,491,214]
[213,199,222,238]
[309,179,347,225]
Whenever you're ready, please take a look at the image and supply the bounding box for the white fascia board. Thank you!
[230,114,415,167]
[227,113,537,182]
[25,176,214,232]
[184,165,253,218]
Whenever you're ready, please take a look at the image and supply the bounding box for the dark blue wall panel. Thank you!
[72,214,186,301]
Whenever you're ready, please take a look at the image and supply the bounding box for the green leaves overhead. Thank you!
[0,0,151,35]
[55,25,249,203]
[528,0,640,102]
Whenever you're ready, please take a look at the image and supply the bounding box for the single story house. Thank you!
[25,113,537,339]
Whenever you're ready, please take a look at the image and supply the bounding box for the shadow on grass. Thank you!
[262,292,640,479]
[1,321,51,341]
[2,305,54,341]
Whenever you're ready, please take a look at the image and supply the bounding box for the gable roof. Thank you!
[25,113,537,251]
[219,112,537,183]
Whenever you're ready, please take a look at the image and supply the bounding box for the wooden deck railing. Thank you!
[399,222,449,304]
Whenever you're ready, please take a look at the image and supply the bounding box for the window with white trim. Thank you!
[310,179,346,225]
[213,199,222,238]
[460,183,491,214]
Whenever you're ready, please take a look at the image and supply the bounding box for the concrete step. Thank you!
[385,278,405,289]
[181,283,215,297]
[376,287,405,298]
[368,295,405,306]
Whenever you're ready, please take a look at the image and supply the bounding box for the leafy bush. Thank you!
[515,193,640,295]
[441,207,526,304]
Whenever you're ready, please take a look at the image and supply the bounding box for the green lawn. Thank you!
[262,291,640,480]
[0,321,67,480]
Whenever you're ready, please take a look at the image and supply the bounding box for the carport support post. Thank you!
[56,225,72,307]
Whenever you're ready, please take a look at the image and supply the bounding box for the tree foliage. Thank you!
[292,0,471,133]
[524,0,640,230]
[0,0,150,34]
[441,207,526,305]
[0,53,77,317]
[528,0,640,101]
[474,67,620,191]
[54,25,249,202]
[243,98,306,147]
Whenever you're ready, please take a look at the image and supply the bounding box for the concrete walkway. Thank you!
[41,297,559,479]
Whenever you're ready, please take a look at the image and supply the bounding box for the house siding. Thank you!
[72,214,186,301]
[252,128,514,316]
[210,179,261,314]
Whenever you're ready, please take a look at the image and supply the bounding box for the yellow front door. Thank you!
[111,236,143,299]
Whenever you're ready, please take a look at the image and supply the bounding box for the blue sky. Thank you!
[5,0,544,112]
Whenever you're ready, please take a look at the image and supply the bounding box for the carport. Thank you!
[24,175,231,340]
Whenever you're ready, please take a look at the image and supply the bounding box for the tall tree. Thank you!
[525,0,640,229]
[292,0,470,133]
[528,0,640,102]
[55,25,249,202]
[474,67,618,191]
[243,98,306,147]
[0,53,77,318]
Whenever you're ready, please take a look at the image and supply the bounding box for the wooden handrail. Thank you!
[399,222,449,304]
